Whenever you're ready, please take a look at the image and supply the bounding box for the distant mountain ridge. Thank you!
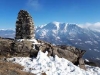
[0,22,100,63]
[0,29,15,38]
[35,22,100,63]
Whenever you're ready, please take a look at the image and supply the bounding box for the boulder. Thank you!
[11,40,33,57]
[52,46,78,63]
[36,40,86,64]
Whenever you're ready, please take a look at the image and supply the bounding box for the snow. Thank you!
[7,51,100,75]
[39,24,47,28]
[56,36,60,40]
[63,24,68,32]
[52,21,60,30]
[40,29,48,37]
[16,39,40,44]
[69,32,76,37]
[89,48,92,51]
[16,39,25,42]
[85,59,89,62]
[96,58,100,60]
[94,41,98,44]
[0,29,15,31]
[85,41,93,45]
[78,39,82,41]
[70,39,74,40]
[52,30,58,34]
[75,42,78,44]
[94,49,100,52]
[29,39,39,44]
[79,43,83,44]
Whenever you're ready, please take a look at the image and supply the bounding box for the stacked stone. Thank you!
[15,10,34,39]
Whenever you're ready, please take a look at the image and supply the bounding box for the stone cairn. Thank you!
[15,10,34,39]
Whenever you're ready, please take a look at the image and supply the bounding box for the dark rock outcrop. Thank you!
[34,40,86,64]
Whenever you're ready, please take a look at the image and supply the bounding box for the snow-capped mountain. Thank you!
[0,22,100,64]
[35,22,100,64]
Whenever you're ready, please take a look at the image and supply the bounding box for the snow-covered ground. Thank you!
[7,51,100,75]
[16,39,40,44]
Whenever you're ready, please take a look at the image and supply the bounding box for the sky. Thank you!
[0,0,100,29]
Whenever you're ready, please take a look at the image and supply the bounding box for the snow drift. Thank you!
[8,50,100,75]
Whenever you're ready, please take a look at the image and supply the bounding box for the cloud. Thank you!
[27,0,41,10]
[78,22,100,30]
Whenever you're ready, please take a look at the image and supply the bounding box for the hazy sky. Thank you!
[0,0,100,29]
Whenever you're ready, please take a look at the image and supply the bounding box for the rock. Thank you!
[84,60,98,67]
[0,37,86,69]
[0,38,13,57]
[79,58,86,70]
[52,47,78,63]
[15,10,34,39]
[57,45,86,58]
[30,49,38,58]
[11,40,33,57]
[35,40,85,64]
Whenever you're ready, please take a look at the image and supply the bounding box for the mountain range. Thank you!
[0,22,100,64]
